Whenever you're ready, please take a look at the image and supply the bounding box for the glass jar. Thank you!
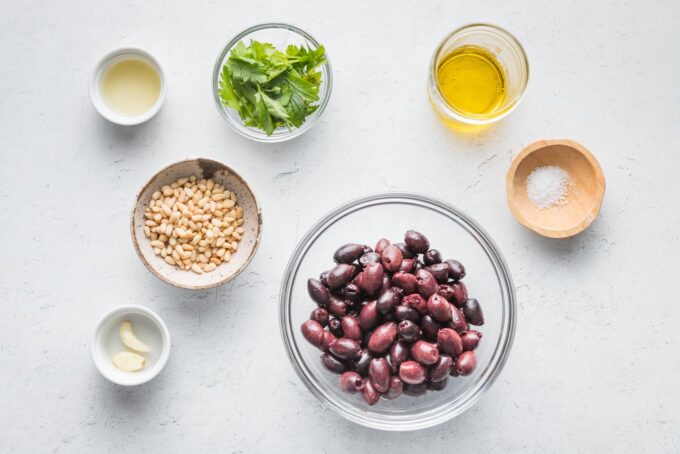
[427,23,529,126]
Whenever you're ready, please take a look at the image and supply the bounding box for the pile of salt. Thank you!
[525,166,571,209]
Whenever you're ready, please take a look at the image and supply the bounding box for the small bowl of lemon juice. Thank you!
[90,47,166,125]
[427,24,529,126]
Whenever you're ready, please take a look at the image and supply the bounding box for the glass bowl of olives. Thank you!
[280,193,516,431]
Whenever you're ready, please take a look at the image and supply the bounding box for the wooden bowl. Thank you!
[131,158,262,289]
[506,140,605,238]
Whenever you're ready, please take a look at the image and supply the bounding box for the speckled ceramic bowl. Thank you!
[131,158,262,289]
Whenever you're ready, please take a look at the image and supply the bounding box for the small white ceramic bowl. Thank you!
[91,305,171,386]
[131,158,263,289]
[90,47,166,125]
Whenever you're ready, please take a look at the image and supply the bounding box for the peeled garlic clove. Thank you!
[113,351,146,372]
[119,320,151,353]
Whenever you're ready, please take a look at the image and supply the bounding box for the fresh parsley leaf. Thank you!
[260,90,290,121]
[218,39,326,135]
[255,91,274,136]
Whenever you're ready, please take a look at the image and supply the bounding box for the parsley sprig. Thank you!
[218,40,327,135]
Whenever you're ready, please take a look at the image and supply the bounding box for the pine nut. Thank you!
[191,263,203,274]
[143,176,244,274]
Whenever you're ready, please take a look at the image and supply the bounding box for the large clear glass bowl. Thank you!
[280,193,516,431]
[212,23,332,143]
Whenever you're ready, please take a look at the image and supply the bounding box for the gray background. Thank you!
[1,0,678,452]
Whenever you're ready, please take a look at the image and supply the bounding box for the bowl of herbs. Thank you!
[213,23,332,143]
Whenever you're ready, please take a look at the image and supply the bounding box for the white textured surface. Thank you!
[1,0,679,452]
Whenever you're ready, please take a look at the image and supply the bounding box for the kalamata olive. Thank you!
[327,296,348,317]
[359,252,381,267]
[379,275,391,295]
[355,349,372,376]
[333,243,365,264]
[415,269,438,298]
[339,371,363,393]
[327,264,357,289]
[328,318,343,337]
[410,340,440,365]
[399,361,427,385]
[397,320,421,343]
[351,271,364,288]
[403,382,428,396]
[359,300,379,331]
[391,271,418,294]
[329,337,361,360]
[448,281,468,307]
[319,330,336,352]
[404,230,430,253]
[461,330,483,351]
[445,259,466,281]
[307,278,330,306]
[455,351,477,376]
[399,258,416,273]
[462,298,484,326]
[393,242,415,259]
[394,305,420,322]
[423,249,442,265]
[362,245,373,254]
[361,379,380,405]
[420,315,442,341]
[428,377,448,391]
[310,307,329,326]
[449,305,468,332]
[361,263,384,296]
[438,284,457,302]
[425,263,450,284]
[437,328,463,356]
[321,353,345,373]
[368,357,391,392]
[341,315,362,341]
[319,270,330,287]
[342,282,362,303]
[374,238,391,255]
[427,294,452,322]
[300,320,324,346]
[381,244,404,272]
[377,288,400,314]
[430,354,454,382]
[386,376,403,399]
[402,293,428,315]
[367,322,397,355]
[388,341,409,373]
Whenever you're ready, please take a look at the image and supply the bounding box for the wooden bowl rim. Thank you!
[130,158,263,289]
[506,139,605,238]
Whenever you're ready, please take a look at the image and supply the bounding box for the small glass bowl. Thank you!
[427,23,529,126]
[279,193,516,431]
[212,23,333,143]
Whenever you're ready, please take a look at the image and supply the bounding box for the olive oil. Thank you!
[102,59,161,117]
[436,46,507,118]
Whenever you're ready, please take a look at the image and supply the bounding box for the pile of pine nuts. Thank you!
[143,175,244,274]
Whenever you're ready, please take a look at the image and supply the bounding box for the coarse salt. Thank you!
[525,166,571,209]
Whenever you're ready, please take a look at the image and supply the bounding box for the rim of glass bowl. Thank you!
[212,23,333,143]
[427,23,529,126]
[279,192,517,431]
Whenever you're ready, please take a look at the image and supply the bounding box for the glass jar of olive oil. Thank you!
[428,24,529,126]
